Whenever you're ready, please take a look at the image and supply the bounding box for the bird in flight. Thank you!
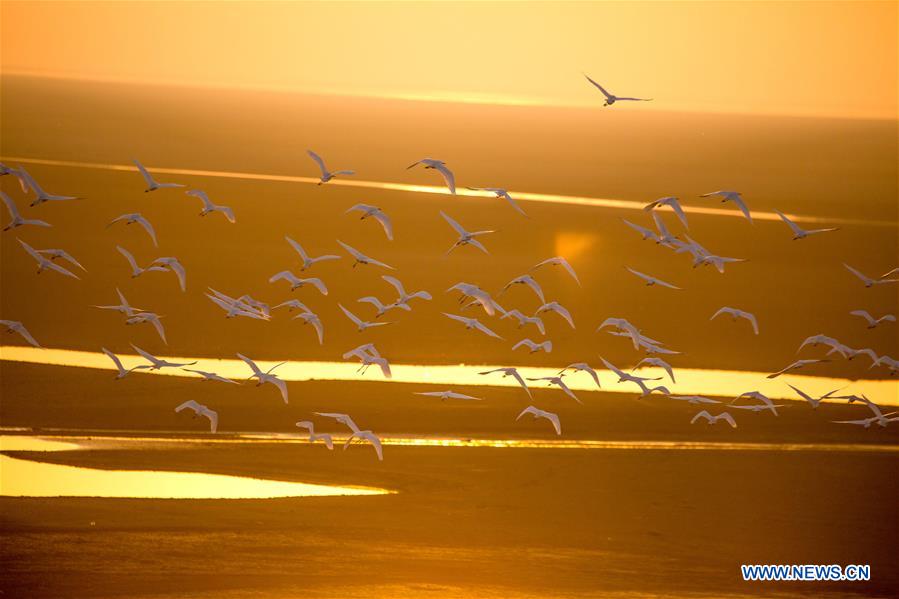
[308,150,355,185]
[133,158,184,192]
[107,213,158,246]
[466,187,527,216]
[710,306,759,335]
[583,74,652,106]
[773,209,838,240]
[175,400,218,433]
[407,158,456,194]
[185,190,236,223]
[700,191,752,223]
[2,191,51,232]
[516,406,561,435]
[1,319,41,348]
[690,410,737,428]
[345,204,394,240]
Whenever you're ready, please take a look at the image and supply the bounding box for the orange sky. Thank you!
[1,1,896,119]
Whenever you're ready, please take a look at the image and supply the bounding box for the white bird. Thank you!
[293,310,324,345]
[600,356,662,385]
[131,344,196,370]
[526,376,581,403]
[626,267,681,290]
[535,301,575,329]
[850,310,895,329]
[407,158,456,194]
[731,391,782,415]
[285,237,340,271]
[632,357,676,384]
[313,411,362,433]
[501,309,546,335]
[441,211,495,254]
[478,367,531,398]
[206,291,270,320]
[184,189,236,223]
[342,344,392,378]
[596,317,643,350]
[632,380,672,398]
[18,239,80,279]
[2,191,51,231]
[516,406,561,435]
[269,270,328,295]
[881,267,899,279]
[101,347,141,379]
[183,369,239,385]
[786,384,844,409]
[150,257,187,292]
[17,167,79,206]
[767,359,828,379]
[583,74,652,106]
[559,363,601,388]
[107,213,158,246]
[36,248,86,272]
[669,395,720,405]
[345,204,393,240]
[175,400,218,433]
[444,313,503,339]
[336,240,395,270]
[308,150,355,185]
[93,288,144,317]
[512,338,552,353]
[710,307,759,335]
[117,246,166,279]
[730,403,783,415]
[644,196,688,228]
[844,263,898,288]
[623,218,663,243]
[871,355,899,376]
[773,209,838,240]
[237,353,289,403]
[382,275,432,307]
[828,344,879,364]
[651,213,681,246]
[339,303,391,332]
[344,430,384,461]
[466,187,527,216]
[295,421,333,449]
[0,320,40,348]
[530,256,580,286]
[274,299,311,313]
[500,275,545,303]
[690,410,737,428]
[832,414,899,429]
[358,296,408,318]
[797,334,843,354]
[415,390,483,401]
[446,283,501,316]
[700,191,752,223]
[133,159,184,192]
[125,312,168,344]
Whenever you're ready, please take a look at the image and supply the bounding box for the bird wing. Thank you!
[267,376,289,404]
[474,320,502,339]
[307,150,328,177]
[147,315,167,344]
[1,190,20,220]
[441,211,468,236]
[215,205,236,223]
[720,413,737,428]
[285,236,309,262]
[13,324,41,348]
[339,304,363,327]
[843,263,871,284]
[669,200,689,228]
[134,215,158,246]
[102,347,126,373]
[555,258,580,286]
[583,73,612,99]
[336,240,364,261]
[516,405,539,421]
[544,412,562,435]
[773,209,803,235]
[133,159,155,187]
[434,164,456,194]
[237,353,264,377]
[175,400,201,413]
[655,276,681,290]
[744,312,759,335]
[372,211,394,241]
[269,270,297,285]
[732,198,753,223]
[306,277,328,295]
[691,410,712,424]
[381,275,406,298]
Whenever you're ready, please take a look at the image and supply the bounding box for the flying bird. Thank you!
[407,158,456,194]
[700,191,752,223]
[295,421,334,449]
[381,275,432,308]
[633,357,676,384]
[516,406,561,435]
[18,239,80,279]
[512,338,553,353]
[466,187,527,216]
[767,359,828,379]
[773,209,838,240]
[531,256,580,286]
[101,347,140,379]
[274,299,311,313]
[269,271,328,295]
[185,190,236,223]
[626,267,681,290]
[345,204,393,240]
[117,246,167,279]
[669,395,720,405]
[237,353,289,403]
[308,150,355,184]
[444,313,503,339]
[844,263,898,288]
[36,248,86,272]
[339,303,391,332]
[643,196,688,228]
[125,312,168,344]
[500,275,545,304]
[501,309,546,335]
[150,257,187,292]
[93,288,144,317]
[358,296,408,318]
[478,367,531,398]
[710,307,759,335]
[850,310,895,329]
[183,369,239,385]
[536,301,575,329]
[175,400,218,433]
[293,310,325,345]
[133,159,184,192]
[336,240,395,270]
[786,384,844,409]
[414,390,483,401]
[342,344,392,378]
[441,211,495,254]
[285,237,340,271]
[583,74,652,106]
[690,410,737,428]
[1,191,51,231]
[0,320,41,348]
[313,412,382,459]
[131,344,196,370]
[559,363,601,388]
[17,166,79,206]
[107,213,158,246]
[526,375,581,403]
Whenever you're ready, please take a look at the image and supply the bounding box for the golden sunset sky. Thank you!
[2,1,896,119]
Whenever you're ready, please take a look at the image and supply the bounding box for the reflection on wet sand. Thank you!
[3,345,897,406]
[0,436,389,498]
[3,155,887,226]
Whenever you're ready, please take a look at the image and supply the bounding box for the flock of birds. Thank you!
[2,76,898,460]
